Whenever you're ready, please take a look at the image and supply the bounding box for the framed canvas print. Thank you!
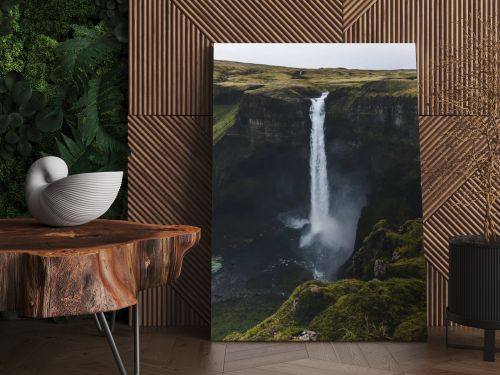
[212,44,424,342]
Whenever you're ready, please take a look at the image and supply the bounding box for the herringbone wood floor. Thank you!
[1,320,499,374]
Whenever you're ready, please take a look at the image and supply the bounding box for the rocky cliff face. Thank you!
[216,85,315,146]
[213,79,421,277]
[217,79,419,147]
[324,81,419,142]
[213,64,423,341]
[235,93,310,145]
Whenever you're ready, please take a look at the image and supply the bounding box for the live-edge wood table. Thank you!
[0,219,201,375]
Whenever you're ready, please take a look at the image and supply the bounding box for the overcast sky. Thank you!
[214,43,416,70]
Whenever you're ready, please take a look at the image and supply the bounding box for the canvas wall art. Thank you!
[212,44,424,342]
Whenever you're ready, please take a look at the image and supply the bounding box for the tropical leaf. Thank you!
[53,25,120,93]
[56,118,125,174]
[71,69,125,153]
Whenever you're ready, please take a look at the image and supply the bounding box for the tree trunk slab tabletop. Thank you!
[0,219,200,318]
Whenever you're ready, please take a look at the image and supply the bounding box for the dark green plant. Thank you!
[0,71,62,159]
[0,157,30,217]
[96,0,128,42]
[51,25,127,173]
[0,1,128,221]
[0,0,22,36]
[53,24,120,94]
[20,0,98,40]
[0,3,23,76]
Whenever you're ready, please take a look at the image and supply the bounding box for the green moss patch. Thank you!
[212,294,286,341]
[213,104,239,144]
[228,277,425,342]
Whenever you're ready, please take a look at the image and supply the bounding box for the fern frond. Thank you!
[72,70,126,153]
[53,25,120,93]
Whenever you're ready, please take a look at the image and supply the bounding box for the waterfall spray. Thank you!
[308,92,330,235]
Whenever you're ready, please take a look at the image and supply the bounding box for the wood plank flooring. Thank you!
[1,319,500,374]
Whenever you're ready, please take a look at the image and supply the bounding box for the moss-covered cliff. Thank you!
[225,278,426,342]
[223,219,426,342]
[340,219,424,281]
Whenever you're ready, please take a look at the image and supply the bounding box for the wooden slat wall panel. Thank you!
[343,0,379,31]
[128,115,211,326]
[418,116,481,220]
[173,0,344,43]
[344,0,500,116]
[423,175,500,278]
[129,0,499,327]
[426,261,448,326]
[129,0,212,115]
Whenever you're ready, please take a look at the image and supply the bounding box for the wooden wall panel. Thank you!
[426,261,448,327]
[128,114,211,326]
[129,0,212,115]
[344,0,500,116]
[129,0,499,327]
[173,0,344,43]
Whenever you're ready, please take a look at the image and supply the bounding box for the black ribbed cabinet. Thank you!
[447,236,500,362]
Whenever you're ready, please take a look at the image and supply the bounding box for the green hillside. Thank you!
[214,60,417,101]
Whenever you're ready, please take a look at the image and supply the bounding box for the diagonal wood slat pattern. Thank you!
[173,0,343,43]
[424,175,500,278]
[419,116,474,220]
[343,0,379,31]
[129,0,499,327]
[128,115,211,326]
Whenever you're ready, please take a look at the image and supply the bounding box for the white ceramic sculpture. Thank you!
[25,156,123,226]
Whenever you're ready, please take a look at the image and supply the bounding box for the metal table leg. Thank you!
[94,311,117,336]
[94,304,140,375]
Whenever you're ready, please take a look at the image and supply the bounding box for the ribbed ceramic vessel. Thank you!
[25,156,123,227]
[448,236,500,326]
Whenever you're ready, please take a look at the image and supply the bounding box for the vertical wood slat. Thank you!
[129,0,499,327]
[427,261,447,326]
[129,0,211,115]
[344,0,499,116]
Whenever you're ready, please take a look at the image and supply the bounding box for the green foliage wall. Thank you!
[0,0,128,218]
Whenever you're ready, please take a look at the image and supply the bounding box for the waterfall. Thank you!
[308,92,330,235]
[280,90,366,280]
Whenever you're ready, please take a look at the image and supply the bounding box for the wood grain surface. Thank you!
[0,219,200,318]
[0,322,498,374]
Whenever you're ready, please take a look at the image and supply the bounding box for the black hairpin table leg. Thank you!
[94,311,117,336]
[94,303,140,375]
